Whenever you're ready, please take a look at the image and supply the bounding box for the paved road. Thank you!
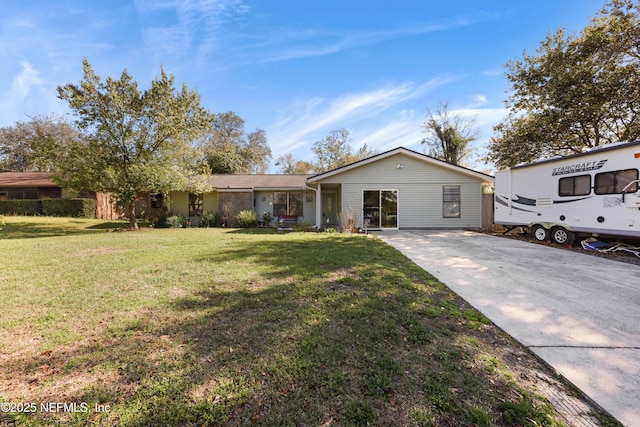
[377,230,640,427]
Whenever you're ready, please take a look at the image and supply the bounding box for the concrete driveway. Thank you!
[377,230,640,427]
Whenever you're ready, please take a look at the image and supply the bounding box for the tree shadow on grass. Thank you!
[0,219,130,239]
[225,227,277,235]
[0,236,571,426]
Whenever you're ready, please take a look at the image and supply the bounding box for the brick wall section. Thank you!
[95,192,124,220]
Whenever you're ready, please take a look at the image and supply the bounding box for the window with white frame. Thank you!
[443,185,460,218]
[273,192,303,216]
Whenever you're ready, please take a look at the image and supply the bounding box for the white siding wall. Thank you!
[318,153,484,228]
[301,191,317,225]
[254,191,272,221]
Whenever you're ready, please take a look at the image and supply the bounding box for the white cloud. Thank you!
[10,61,43,99]
[267,78,453,155]
[250,39,352,64]
[356,110,424,152]
[469,94,488,107]
[0,62,41,115]
[136,0,250,61]
[141,4,509,70]
[0,61,65,126]
[483,68,503,77]
[450,106,508,128]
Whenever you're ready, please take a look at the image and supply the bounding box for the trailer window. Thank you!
[558,175,591,196]
[594,169,638,194]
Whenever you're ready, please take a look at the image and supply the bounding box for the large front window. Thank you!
[363,190,398,228]
[273,192,303,216]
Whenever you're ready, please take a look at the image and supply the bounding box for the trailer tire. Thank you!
[532,224,549,242]
[551,227,574,245]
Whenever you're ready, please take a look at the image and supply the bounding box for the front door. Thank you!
[322,191,338,226]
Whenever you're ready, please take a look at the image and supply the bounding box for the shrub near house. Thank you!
[235,210,258,227]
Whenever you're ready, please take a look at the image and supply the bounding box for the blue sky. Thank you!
[1,0,605,172]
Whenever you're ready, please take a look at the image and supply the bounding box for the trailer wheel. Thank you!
[531,224,549,242]
[551,227,574,245]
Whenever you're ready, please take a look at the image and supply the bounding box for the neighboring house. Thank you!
[0,172,125,219]
[0,172,63,200]
[169,147,495,230]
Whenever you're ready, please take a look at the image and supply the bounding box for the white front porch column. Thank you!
[315,183,322,229]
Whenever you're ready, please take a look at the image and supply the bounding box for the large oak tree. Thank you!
[311,128,377,172]
[202,111,272,174]
[487,0,640,168]
[0,115,78,172]
[275,153,316,174]
[57,59,213,228]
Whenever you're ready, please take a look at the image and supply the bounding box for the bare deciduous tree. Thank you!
[421,102,478,166]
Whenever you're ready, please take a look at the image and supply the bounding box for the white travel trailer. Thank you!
[494,141,640,244]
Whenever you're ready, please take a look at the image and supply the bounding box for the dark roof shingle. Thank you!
[207,174,312,190]
[0,172,58,187]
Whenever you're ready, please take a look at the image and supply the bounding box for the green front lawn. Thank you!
[0,217,578,426]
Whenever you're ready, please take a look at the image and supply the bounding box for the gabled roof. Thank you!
[205,174,313,190]
[0,172,59,187]
[306,146,494,183]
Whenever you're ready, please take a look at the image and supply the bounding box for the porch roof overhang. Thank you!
[206,174,313,192]
[254,187,310,191]
[216,187,254,193]
[213,186,311,192]
[206,174,311,190]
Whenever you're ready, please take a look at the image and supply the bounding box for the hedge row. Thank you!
[0,199,96,218]
[43,199,96,218]
[0,200,42,216]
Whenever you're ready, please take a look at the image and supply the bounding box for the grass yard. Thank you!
[0,217,608,426]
